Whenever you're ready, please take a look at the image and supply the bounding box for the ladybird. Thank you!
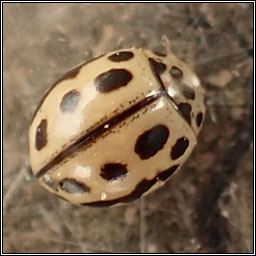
[29,37,205,206]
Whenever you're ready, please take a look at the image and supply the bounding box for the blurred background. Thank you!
[3,3,253,253]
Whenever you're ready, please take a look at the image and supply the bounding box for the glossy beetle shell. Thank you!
[29,41,205,206]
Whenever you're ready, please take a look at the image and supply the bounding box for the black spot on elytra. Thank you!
[60,90,80,113]
[108,51,134,62]
[60,178,90,194]
[182,86,195,100]
[196,112,203,127]
[135,125,169,159]
[95,69,132,93]
[178,103,192,125]
[35,119,47,150]
[82,164,179,207]
[158,165,179,181]
[170,66,183,79]
[171,137,189,160]
[149,58,167,76]
[100,163,128,181]
[35,94,161,179]
[31,55,104,124]
[126,179,155,200]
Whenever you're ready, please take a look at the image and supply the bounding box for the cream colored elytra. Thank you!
[29,37,205,206]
